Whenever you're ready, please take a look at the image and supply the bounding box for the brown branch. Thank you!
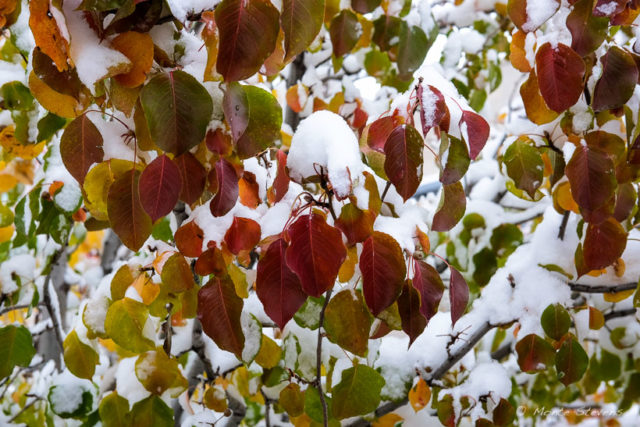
[347,321,499,426]
[604,308,637,321]
[568,282,637,294]
[558,211,570,240]
[316,289,333,427]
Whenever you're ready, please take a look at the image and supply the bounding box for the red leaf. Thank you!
[515,334,556,372]
[384,124,424,201]
[329,9,361,57]
[535,43,585,112]
[412,260,444,322]
[224,217,261,254]
[565,145,616,223]
[367,116,398,153]
[459,110,489,160]
[215,0,279,81]
[195,246,227,276]
[138,155,182,222]
[418,84,448,135]
[60,114,104,185]
[449,266,468,326]
[335,203,375,245]
[592,46,639,111]
[210,159,239,217]
[285,213,347,297]
[431,181,466,232]
[197,277,245,357]
[174,152,206,205]
[269,149,290,204]
[256,238,308,329]
[583,217,627,270]
[206,128,232,156]
[360,231,406,316]
[175,221,204,257]
[107,169,152,251]
[397,281,427,346]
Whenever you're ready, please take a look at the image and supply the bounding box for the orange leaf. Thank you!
[409,378,431,412]
[29,0,70,71]
[510,30,531,72]
[111,31,154,88]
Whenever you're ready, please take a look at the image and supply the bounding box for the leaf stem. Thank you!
[380,181,391,204]
[316,288,333,427]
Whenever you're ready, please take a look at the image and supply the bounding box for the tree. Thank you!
[0,0,639,425]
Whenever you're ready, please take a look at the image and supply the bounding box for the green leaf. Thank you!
[140,70,213,155]
[130,395,173,427]
[135,350,188,397]
[0,325,36,378]
[556,337,589,386]
[324,289,373,356]
[440,133,470,185]
[48,379,95,419]
[566,0,608,57]
[104,298,156,353]
[281,0,325,61]
[222,83,283,159]
[541,304,571,340]
[397,25,429,79]
[490,223,523,258]
[331,364,385,419]
[432,181,466,232]
[99,392,131,427]
[63,330,99,379]
[1,81,34,111]
[503,137,544,199]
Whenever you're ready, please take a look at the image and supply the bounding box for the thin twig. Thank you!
[380,181,391,204]
[316,289,333,427]
[604,308,637,321]
[42,247,67,357]
[0,303,41,317]
[558,211,570,240]
[8,395,42,423]
[568,282,637,294]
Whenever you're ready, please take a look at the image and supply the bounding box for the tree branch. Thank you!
[347,321,499,426]
[604,308,637,321]
[568,282,637,294]
[285,54,306,132]
[316,289,332,427]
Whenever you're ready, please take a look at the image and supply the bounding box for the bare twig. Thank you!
[316,289,333,427]
[604,308,637,322]
[558,211,570,240]
[42,247,67,360]
[568,282,637,294]
[8,395,42,423]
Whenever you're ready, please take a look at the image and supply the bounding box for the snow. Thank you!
[62,0,131,91]
[288,111,365,199]
[53,181,82,213]
[596,1,620,16]
[0,253,36,294]
[166,0,219,22]
[523,0,558,32]
[49,370,96,415]
[241,313,262,362]
[116,357,151,403]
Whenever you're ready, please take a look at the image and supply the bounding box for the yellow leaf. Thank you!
[84,159,138,220]
[0,126,46,160]
[520,71,558,125]
[614,258,625,278]
[553,181,580,214]
[372,413,404,427]
[203,385,227,412]
[29,71,82,118]
[29,0,70,71]
[604,289,634,303]
[254,335,282,369]
[408,377,431,412]
[111,31,154,88]
[201,11,221,81]
[0,225,14,243]
[338,245,358,283]
[588,306,604,330]
[228,263,249,298]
